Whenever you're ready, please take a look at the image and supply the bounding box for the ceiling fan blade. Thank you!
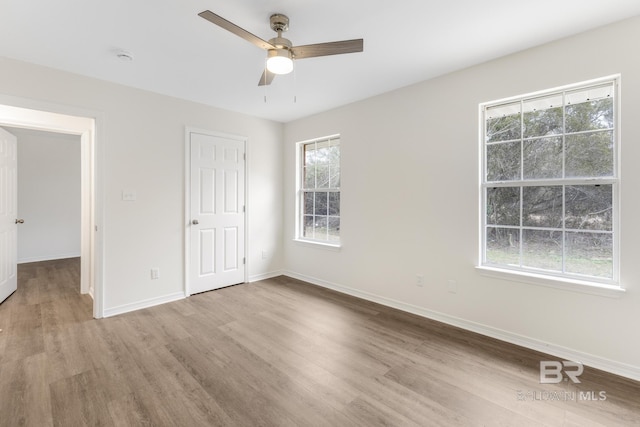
[258,69,276,86]
[198,10,275,50]
[291,39,363,59]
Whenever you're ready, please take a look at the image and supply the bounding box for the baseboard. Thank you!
[103,291,185,318]
[18,253,81,264]
[103,270,284,318]
[248,270,284,283]
[283,270,640,382]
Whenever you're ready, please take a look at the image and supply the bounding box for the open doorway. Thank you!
[7,128,81,264]
[0,100,102,318]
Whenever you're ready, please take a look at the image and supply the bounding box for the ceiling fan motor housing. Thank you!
[270,14,289,33]
[268,37,292,50]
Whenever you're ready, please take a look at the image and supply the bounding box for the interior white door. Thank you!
[0,127,18,304]
[189,131,245,294]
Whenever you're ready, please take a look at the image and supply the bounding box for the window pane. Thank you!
[316,146,331,165]
[304,165,315,188]
[329,164,340,188]
[523,186,562,228]
[328,217,340,242]
[565,232,612,278]
[523,137,562,179]
[486,187,520,226]
[328,192,340,216]
[328,143,340,164]
[522,229,562,271]
[486,227,520,266]
[305,144,316,165]
[487,141,520,181]
[523,95,563,138]
[316,165,329,188]
[565,90,613,133]
[486,103,521,142]
[314,192,328,216]
[565,185,612,231]
[313,216,328,240]
[303,192,314,215]
[565,131,613,178]
[303,215,314,238]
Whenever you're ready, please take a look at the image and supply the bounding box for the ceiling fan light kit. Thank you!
[266,49,293,75]
[198,10,363,86]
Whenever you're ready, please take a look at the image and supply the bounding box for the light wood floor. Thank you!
[0,259,639,426]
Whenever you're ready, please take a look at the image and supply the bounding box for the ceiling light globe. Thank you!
[267,49,293,75]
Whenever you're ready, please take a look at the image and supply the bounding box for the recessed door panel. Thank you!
[199,229,215,276]
[224,147,238,163]
[200,142,215,162]
[199,168,215,214]
[224,227,238,271]
[224,170,238,213]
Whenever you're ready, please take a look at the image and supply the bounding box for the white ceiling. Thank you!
[2,1,639,123]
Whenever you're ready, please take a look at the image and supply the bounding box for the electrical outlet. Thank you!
[262,250,267,260]
[151,268,160,280]
[122,189,137,201]
[416,274,424,287]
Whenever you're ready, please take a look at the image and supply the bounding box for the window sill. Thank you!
[293,239,341,252]
[475,266,625,298]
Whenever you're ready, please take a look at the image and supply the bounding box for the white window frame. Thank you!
[295,134,341,249]
[477,76,623,295]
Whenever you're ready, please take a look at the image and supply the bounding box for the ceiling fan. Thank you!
[198,10,364,86]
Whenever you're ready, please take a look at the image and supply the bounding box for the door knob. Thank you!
[15,219,24,224]
[192,219,199,225]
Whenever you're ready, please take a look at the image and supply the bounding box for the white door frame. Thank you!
[0,95,104,318]
[184,127,248,296]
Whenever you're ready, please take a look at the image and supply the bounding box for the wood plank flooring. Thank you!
[0,258,639,426]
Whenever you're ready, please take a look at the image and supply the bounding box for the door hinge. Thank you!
[243,153,246,161]
[242,205,246,213]
[243,257,246,265]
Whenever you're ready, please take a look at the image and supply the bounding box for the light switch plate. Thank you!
[122,189,137,201]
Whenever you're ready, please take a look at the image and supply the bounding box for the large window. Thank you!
[481,77,619,285]
[298,136,340,244]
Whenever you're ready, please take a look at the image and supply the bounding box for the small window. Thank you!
[297,136,340,245]
[481,77,619,285]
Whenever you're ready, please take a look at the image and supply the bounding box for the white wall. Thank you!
[283,16,640,379]
[0,56,284,314]
[12,128,81,263]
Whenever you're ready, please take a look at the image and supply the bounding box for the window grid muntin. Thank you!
[481,79,618,284]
